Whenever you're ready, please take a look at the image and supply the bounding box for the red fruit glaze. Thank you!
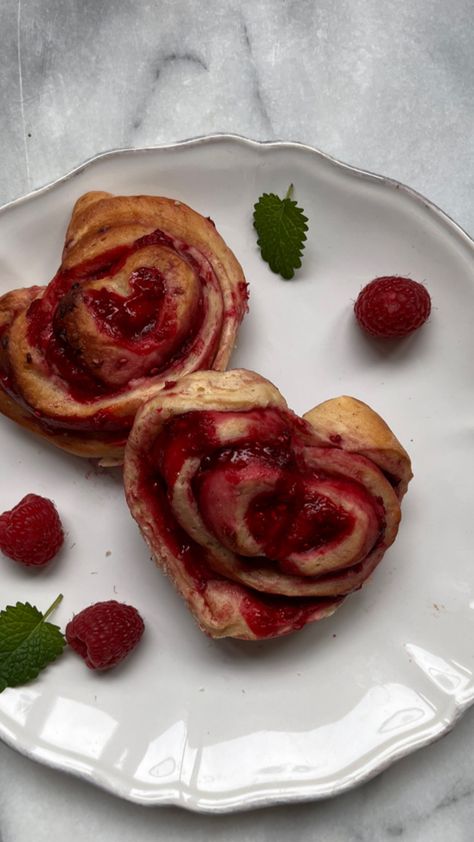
[134,465,339,638]
[354,276,431,338]
[132,406,389,637]
[0,493,64,566]
[246,485,352,559]
[156,409,361,561]
[154,409,383,563]
[155,407,293,485]
[25,230,213,402]
[240,592,332,637]
[66,600,145,670]
[85,267,166,340]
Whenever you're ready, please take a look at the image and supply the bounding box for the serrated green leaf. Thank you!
[0,595,65,692]
[253,185,308,280]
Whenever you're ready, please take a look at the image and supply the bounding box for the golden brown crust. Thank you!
[130,369,287,438]
[303,396,413,498]
[0,386,125,461]
[0,193,248,461]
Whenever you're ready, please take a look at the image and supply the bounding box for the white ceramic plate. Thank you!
[0,136,473,813]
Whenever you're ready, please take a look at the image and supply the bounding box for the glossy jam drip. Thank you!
[247,484,351,560]
[240,592,330,637]
[84,267,165,340]
[154,410,220,485]
[156,408,369,564]
[155,408,294,487]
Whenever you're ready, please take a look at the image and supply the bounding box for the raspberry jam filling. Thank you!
[25,229,214,403]
[136,468,337,637]
[151,408,382,561]
[154,408,293,486]
[133,405,391,636]
[246,485,351,560]
[239,592,332,637]
[161,410,358,561]
[84,267,166,341]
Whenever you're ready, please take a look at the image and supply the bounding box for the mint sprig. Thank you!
[0,594,66,692]
[253,184,309,280]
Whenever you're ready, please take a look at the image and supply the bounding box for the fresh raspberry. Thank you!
[0,493,64,566]
[66,601,145,670]
[354,276,431,338]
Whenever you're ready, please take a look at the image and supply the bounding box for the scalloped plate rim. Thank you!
[0,134,473,813]
[1,133,473,253]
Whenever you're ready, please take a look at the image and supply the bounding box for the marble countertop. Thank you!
[1,0,473,839]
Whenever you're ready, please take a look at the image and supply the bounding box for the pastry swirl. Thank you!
[0,192,248,462]
[124,369,412,640]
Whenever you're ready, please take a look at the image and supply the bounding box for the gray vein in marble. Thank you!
[436,780,473,811]
[240,16,273,135]
[373,772,474,840]
[131,51,208,133]
[16,0,30,189]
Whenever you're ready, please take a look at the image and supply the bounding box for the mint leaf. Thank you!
[0,594,65,692]
[253,184,309,280]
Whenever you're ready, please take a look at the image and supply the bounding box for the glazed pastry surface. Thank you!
[124,369,412,640]
[0,192,248,462]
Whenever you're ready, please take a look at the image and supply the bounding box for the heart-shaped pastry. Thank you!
[0,192,248,462]
[124,369,412,640]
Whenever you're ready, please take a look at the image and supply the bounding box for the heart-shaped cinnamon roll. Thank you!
[124,369,412,640]
[0,192,248,462]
